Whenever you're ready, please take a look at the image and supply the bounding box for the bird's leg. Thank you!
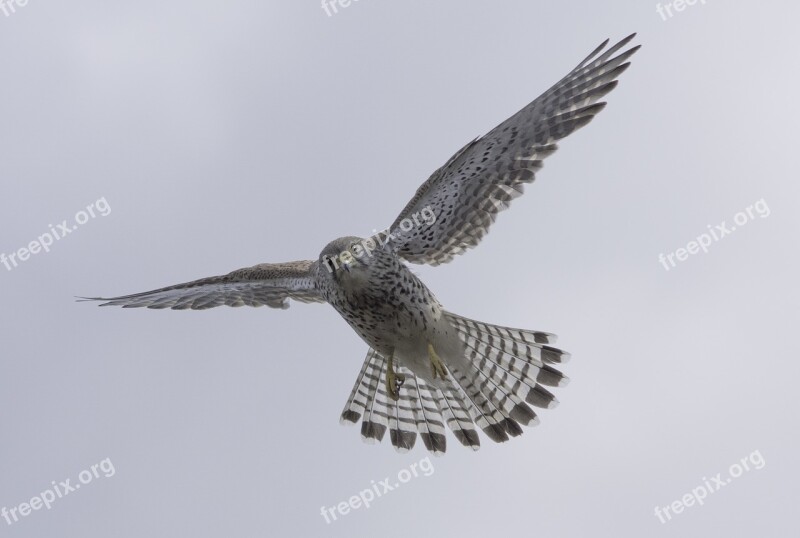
[385,353,405,401]
[427,343,448,380]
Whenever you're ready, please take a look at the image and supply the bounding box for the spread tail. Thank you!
[339,312,570,454]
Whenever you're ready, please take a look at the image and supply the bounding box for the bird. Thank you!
[81,34,639,454]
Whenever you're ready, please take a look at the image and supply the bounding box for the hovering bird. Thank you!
[82,34,639,454]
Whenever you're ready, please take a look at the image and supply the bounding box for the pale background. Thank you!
[1,1,798,537]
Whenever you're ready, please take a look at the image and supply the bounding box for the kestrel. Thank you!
[83,34,639,454]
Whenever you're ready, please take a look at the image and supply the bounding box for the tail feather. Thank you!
[357,352,389,443]
[406,375,447,455]
[447,313,571,365]
[341,349,445,453]
[458,363,527,437]
[452,314,566,410]
[449,367,511,443]
[460,337,563,409]
[435,384,481,450]
[339,313,569,453]
[446,312,559,346]
[340,348,380,424]
[386,382,418,453]
[473,359,539,427]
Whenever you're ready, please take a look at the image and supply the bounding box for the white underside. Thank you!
[392,314,468,387]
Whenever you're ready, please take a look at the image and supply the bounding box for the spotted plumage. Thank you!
[81,35,639,454]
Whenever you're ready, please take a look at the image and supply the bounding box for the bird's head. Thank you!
[317,235,389,287]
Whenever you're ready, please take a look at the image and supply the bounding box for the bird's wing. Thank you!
[389,34,639,266]
[79,260,323,310]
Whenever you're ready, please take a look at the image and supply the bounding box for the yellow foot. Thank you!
[385,355,406,401]
[427,343,448,380]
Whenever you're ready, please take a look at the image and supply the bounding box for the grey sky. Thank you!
[1,1,798,537]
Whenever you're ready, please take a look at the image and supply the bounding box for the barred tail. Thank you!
[339,348,477,455]
[339,313,569,454]
[444,312,570,419]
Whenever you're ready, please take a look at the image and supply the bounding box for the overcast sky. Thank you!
[1,1,798,537]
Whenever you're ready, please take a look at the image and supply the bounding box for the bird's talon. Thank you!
[427,343,448,380]
[386,355,402,401]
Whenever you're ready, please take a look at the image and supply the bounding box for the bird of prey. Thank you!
[82,34,639,454]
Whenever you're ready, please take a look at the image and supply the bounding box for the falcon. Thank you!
[82,34,639,454]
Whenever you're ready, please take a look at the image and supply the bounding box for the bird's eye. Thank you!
[324,257,337,272]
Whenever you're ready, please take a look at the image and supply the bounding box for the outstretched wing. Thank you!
[390,34,640,266]
[79,260,323,310]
